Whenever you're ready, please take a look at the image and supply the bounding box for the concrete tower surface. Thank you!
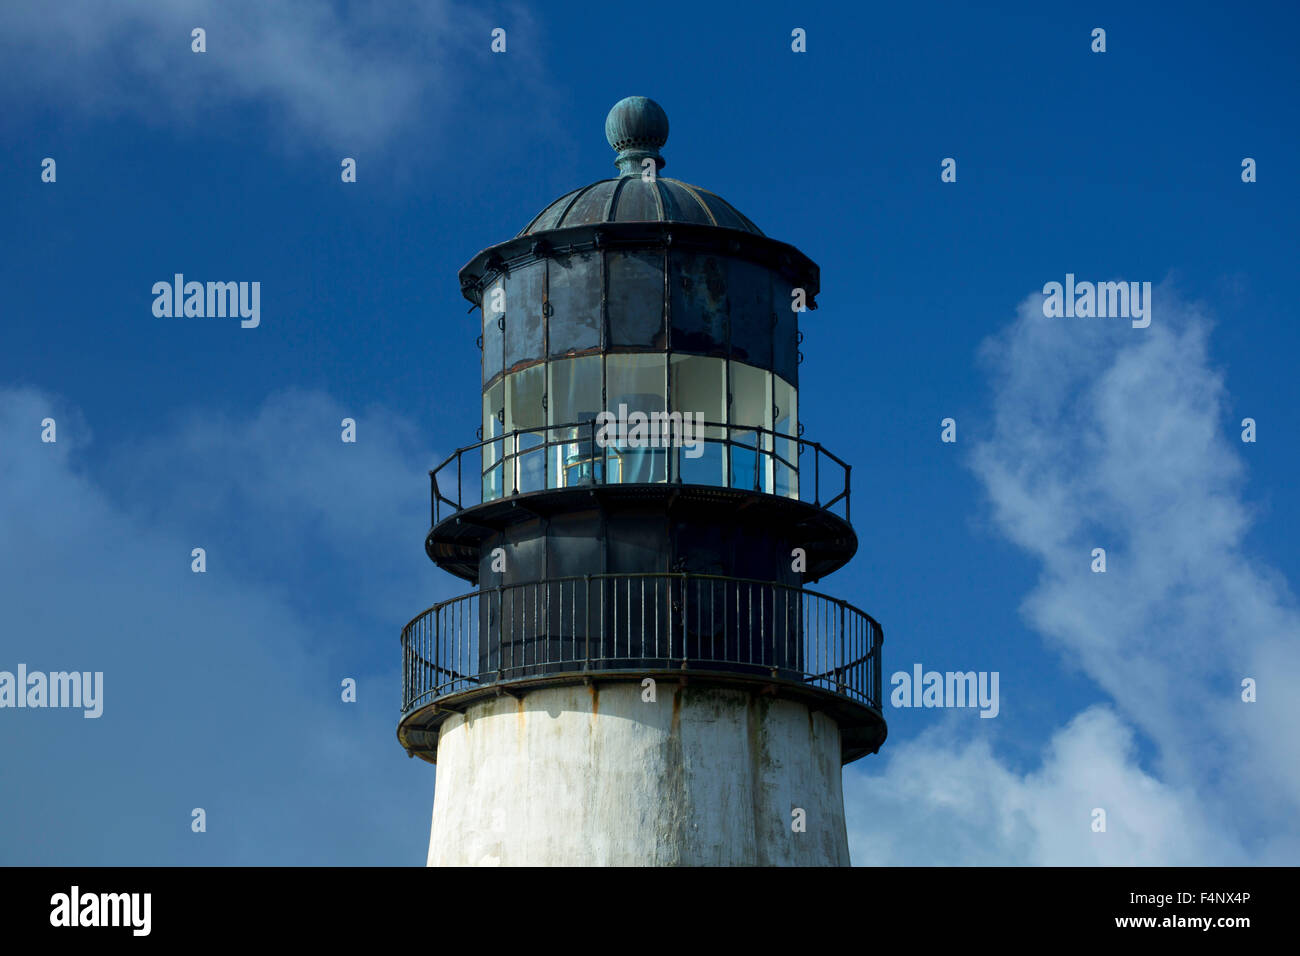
[399,97,887,866]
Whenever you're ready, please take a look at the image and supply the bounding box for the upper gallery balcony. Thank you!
[424,418,858,582]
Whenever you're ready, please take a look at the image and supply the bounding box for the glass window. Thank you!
[505,365,546,494]
[670,354,725,487]
[728,362,771,492]
[605,353,667,484]
[548,356,603,488]
[482,278,504,386]
[481,379,504,502]
[772,374,798,499]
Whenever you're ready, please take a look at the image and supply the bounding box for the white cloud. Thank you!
[0,385,441,863]
[847,285,1300,865]
[0,0,542,148]
[98,387,441,622]
[848,707,1246,865]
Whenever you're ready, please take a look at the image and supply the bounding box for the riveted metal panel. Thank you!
[727,257,772,369]
[505,262,545,370]
[547,252,602,356]
[482,277,505,386]
[772,274,799,386]
[607,249,666,348]
[545,511,604,578]
[605,512,668,574]
[670,250,728,356]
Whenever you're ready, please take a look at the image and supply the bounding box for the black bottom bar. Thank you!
[0,866,1282,942]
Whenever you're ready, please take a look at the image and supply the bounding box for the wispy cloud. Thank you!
[0,385,443,864]
[847,286,1300,865]
[0,0,544,149]
[98,388,440,623]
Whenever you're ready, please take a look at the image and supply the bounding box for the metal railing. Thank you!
[428,419,851,525]
[401,572,882,716]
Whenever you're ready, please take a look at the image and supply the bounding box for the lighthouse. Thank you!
[399,97,886,866]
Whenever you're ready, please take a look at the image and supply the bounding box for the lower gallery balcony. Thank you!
[398,572,886,764]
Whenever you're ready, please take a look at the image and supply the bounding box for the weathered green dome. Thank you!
[519,97,764,237]
[518,177,763,237]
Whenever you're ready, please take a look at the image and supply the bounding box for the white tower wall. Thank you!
[426,682,850,866]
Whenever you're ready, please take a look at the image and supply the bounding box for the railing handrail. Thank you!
[400,571,881,638]
[400,570,886,763]
[434,418,839,466]
[400,571,883,722]
[429,417,852,523]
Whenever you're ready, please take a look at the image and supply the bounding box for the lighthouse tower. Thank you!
[399,97,886,866]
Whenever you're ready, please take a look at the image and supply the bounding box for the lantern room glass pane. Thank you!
[504,365,546,494]
[605,353,667,484]
[548,356,603,488]
[728,362,771,493]
[483,278,505,386]
[670,354,726,487]
[482,379,504,502]
[772,374,798,499]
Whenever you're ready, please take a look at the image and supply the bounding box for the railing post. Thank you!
[496,584,505,683]
[814,445,821,507]
[584,574,592,669]
[874,622,883,710]
[844,462,851,522]
[510,429,519,496]
[681,572,691,671]
[721,423,730,488]
[839,603,847,694]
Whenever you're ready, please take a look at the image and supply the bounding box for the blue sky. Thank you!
[1,0,1297,864]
